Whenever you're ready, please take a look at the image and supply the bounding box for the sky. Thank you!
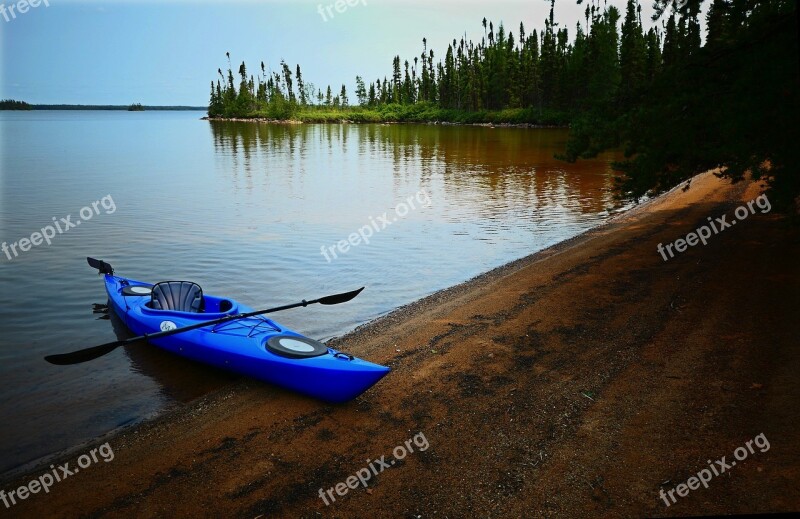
[0,0,677,106]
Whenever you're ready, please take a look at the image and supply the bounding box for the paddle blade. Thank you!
[44,340,125,365]
[87,257,114,275]
[317,287,364,305]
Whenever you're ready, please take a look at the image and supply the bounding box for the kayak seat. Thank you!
[150,281,204,313]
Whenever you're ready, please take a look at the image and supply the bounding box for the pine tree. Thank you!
[355,76,367,106]
[392,56,401,103]
[663,13,680,68]
[209,81,220,116]
[368,82,376,106]
[619,0,648,109]
[281,61,295,104]
[705,0,730,48]
[296,65,306,105]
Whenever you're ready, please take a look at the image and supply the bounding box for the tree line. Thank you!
[209,0,664,120]
[0,99,32,110]
[208,0,798,209]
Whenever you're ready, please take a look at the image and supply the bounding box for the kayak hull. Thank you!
[103,274,388,402]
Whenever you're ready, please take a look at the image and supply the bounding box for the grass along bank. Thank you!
[205,102,569,126]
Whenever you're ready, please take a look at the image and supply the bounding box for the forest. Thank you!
[207,0,798,208]
[208,0,668,123]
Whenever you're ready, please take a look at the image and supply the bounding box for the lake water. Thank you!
[0,111,620,477]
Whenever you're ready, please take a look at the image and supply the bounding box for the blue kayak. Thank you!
[98,266,389,403]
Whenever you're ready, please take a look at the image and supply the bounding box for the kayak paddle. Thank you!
[44,287,365,366]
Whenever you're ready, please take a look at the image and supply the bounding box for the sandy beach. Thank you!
[3,170,798,518]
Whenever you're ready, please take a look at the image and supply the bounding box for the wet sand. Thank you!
[4,171,799,517]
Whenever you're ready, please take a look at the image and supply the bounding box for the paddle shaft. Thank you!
[44,285,364,365]
[122,298,317,344]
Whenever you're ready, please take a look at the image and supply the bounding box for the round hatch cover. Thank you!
[266,335,328,359]
[122,285,153,296]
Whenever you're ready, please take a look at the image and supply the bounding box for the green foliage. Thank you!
[567,0,799,210]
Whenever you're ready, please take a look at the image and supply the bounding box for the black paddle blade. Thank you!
[318,287,364,305]
[44,340,125,365]
[87,257,114,275]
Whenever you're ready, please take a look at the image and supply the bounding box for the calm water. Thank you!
[0,111,619,476]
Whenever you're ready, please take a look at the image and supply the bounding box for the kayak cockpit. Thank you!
[139,294,239,319]
[117,279,241,319]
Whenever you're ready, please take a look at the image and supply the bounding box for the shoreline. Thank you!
[4,171,798,517]
[0,180,625,485]
[201,116,569,129]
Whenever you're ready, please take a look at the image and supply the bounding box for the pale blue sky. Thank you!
[1,0,672,105]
